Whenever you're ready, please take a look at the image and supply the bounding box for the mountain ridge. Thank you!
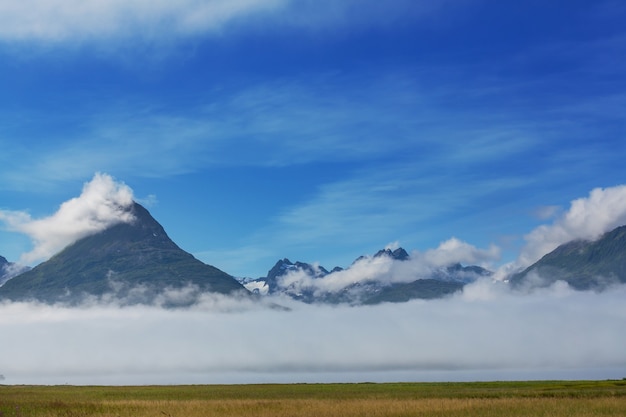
[241,247,491,304]
[4,202,626,305]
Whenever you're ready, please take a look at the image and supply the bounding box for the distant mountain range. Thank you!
[1,201,626,305]
[240,248,492,305]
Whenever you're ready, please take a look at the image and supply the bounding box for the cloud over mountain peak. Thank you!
[0,173,135,265]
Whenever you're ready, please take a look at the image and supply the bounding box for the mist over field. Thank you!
[1,280,625,385]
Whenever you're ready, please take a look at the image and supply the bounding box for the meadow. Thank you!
[1,380,626,416]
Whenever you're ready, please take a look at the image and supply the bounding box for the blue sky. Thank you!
[1,0,625,278]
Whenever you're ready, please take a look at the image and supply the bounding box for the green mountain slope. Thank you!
[511,225,626,289]
[0,202,246,304]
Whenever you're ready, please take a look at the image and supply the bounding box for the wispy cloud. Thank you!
[2,52,620,191]
[194,160,532,277]
[265,163,530,252]
[532,205,562,221]
[0,0,455,46]
[272,0,458,31]
[0,0,284,43]
[196,245,277,279]
[0,73,488,190]
[1,282,625,384]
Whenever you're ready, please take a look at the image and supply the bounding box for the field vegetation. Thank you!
[1,380,626,416]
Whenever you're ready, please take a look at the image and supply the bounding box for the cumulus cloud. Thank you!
[1,283,625,385]
[517,185,626,269]
[422,237,500,267]
[0,173,135,265]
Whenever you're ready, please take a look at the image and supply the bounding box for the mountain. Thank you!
[510,224,626,290]
[341,261,490,305]
[241,247,491,304]
[0,202,247,304]
[264,258,331,294]
[374,247,410,261]
[0,256,29,286]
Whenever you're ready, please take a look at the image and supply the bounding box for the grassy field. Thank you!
[1,380,626,416]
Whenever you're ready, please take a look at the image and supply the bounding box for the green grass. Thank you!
[1,380,626,416]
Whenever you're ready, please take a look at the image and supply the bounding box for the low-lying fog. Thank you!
[1,279,625,385]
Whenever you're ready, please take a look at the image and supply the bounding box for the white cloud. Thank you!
[0,173,135,265]
[279,255,395,294]
[1,283,625,385]
[0,0,452,45]
[532,205,561,220]
[422,237,500,267]
[0,0,285,43]
[517,185,626,269]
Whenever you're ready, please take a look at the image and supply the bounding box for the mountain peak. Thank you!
[263,257,329,294]
[373,247,410,261]
[0,202,246,304]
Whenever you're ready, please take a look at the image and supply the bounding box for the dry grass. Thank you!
[1,380,626,416]
[92,397,626,417]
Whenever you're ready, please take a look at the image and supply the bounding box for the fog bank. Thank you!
[1,281,625,385]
